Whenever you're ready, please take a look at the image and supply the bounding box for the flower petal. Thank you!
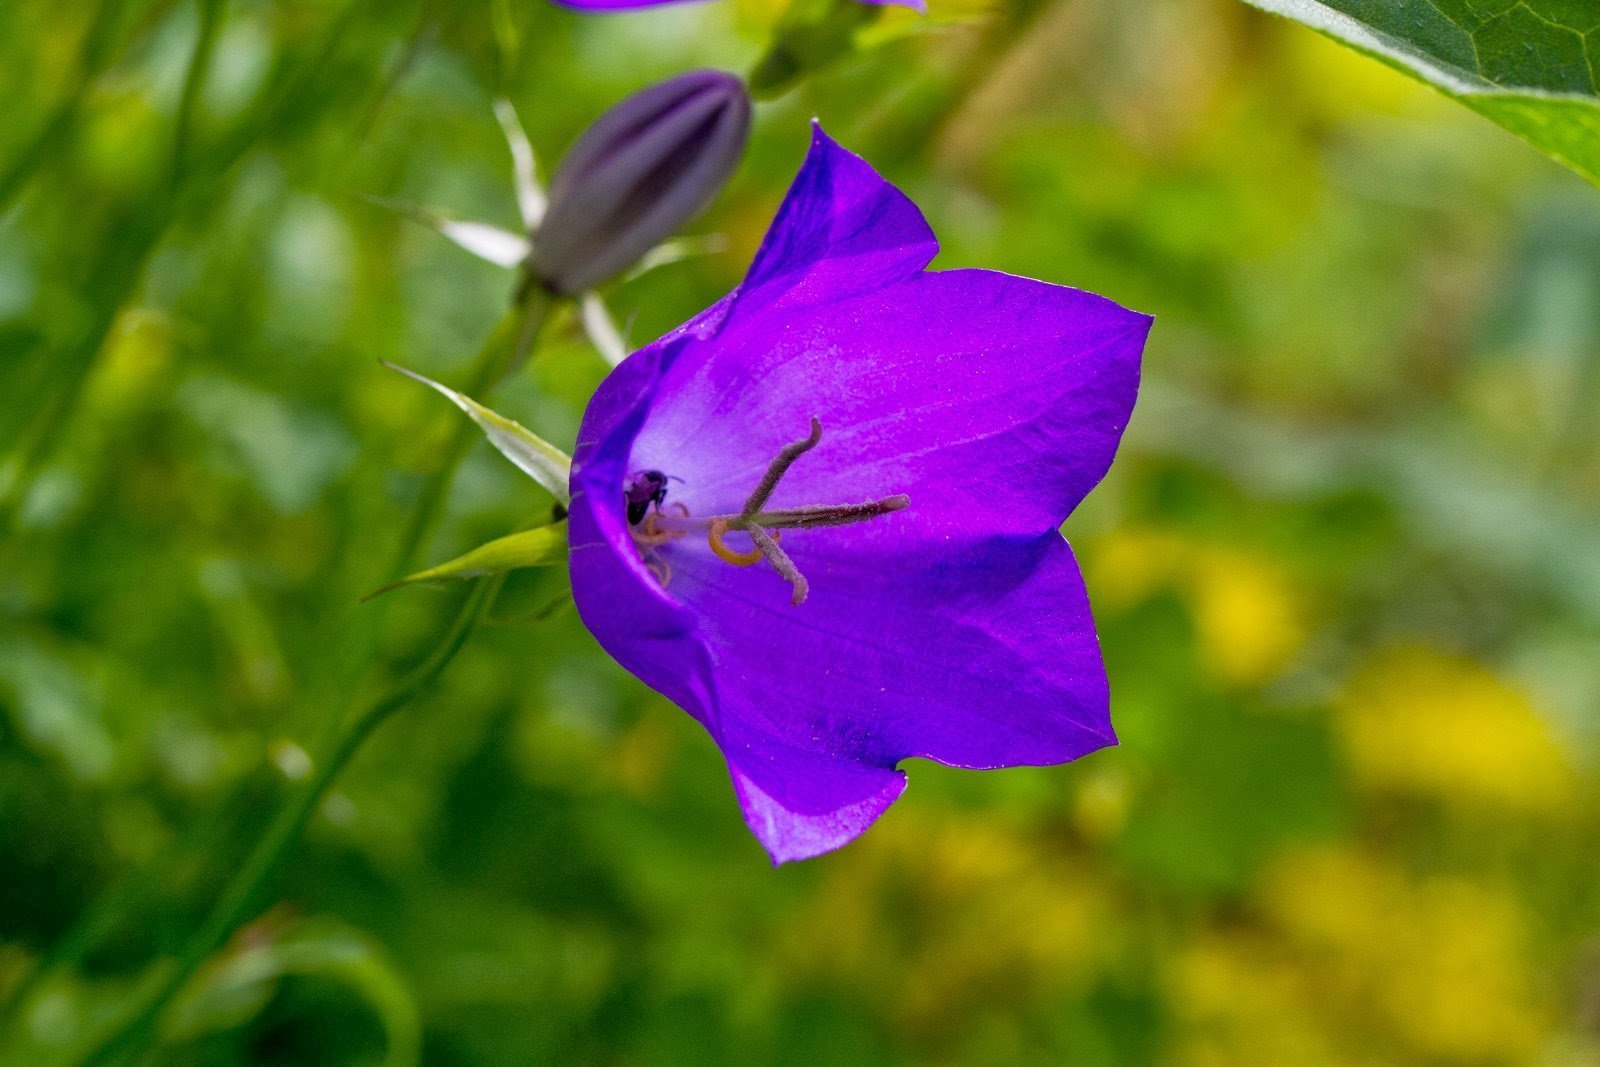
[632,268,1150,535]
[570,340,706,719]
[668,527,1114,770]
[725,733,907,864]
[722,125,938,328]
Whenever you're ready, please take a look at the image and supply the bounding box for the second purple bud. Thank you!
[530,70,752,296]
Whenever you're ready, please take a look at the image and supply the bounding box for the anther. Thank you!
[751,494,909,530]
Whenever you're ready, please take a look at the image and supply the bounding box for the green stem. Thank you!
[70,277,555,1065]
[170,0,224,186]
[386,284,554,580]
[0,203,174,535]
[0,0,135,217]
[1,0,370,533]
[79,574,507,1067]
[3,289,551,1044]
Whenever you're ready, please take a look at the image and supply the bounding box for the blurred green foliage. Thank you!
[2,0,1598,1063]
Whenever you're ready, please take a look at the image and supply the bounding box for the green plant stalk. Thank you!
[80,573,508,1067]
[68,275,554,1063]
[5,287,556,1043]
[387,284,555,580]
[0,0,139,216]
[0,202,174,537]
[169,0,225,185]
[0,0,369,532]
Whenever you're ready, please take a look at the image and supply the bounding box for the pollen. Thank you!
[708,518,773,567]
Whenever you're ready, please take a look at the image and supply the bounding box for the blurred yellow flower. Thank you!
[1263,847,1549,1061]
[780,807,1116,1043]
[1172,846,1551,1063]
[1339,647,1578,814]
[1170,933,1346,1067]
[1089,529,1305,686]
[1072,765,1131,842]
[1089,528,1189,610]
[1188,550,1304,686]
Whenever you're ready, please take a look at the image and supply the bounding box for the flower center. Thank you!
[625,417,908,604]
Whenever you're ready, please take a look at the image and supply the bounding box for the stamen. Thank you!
[634,504,691,548]
[633,503,690,587]
[749,495,909,530]
[707,518,770,567]
[741,416,822,517]
[749,526,809,605]
[628,419,906,605]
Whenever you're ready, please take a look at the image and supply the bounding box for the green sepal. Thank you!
[384,361,571,505]
[364,522,568,601]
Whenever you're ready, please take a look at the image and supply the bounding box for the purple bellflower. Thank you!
[568,125,1151,863]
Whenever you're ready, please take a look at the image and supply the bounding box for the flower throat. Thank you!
[626,418,908,605]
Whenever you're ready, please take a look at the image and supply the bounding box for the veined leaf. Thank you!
[1240,0,1600,188]
[365,523,568,600]
[384,362,570,504]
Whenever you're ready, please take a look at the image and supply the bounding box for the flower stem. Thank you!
[169,0,224,186]
[79,574,507,1067]
[0,0,368,535]
[76,278,555,1064]
[0,0,130,216]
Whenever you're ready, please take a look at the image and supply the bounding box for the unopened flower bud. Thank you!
[530,70,751,295]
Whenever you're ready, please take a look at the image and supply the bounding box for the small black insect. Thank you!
[625,470,671,525]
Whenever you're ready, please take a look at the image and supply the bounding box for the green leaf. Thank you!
[1240,0,1600,187]
[366,523,568,600]
[383,361,570,504]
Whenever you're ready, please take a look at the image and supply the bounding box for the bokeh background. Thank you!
[3,0,1599,1062]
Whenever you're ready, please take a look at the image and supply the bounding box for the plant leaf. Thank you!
[366,524,568,600]
[383,362,570,504]
[1240,0,1600,188]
